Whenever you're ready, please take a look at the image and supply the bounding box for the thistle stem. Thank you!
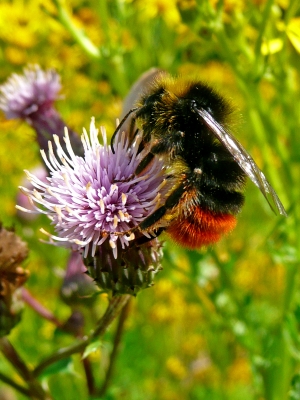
[52,0,100,59]
[22,288,62,328]
[82,356,95,396]
[33,294,131,378]
[0,337,51,399]
[0,337,32,381]
[22,288,96,393]
[98,298,131,397]
[0,371,30,397]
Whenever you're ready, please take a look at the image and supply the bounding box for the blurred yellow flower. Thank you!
[4,47,27,66]
[210,0,245,13]
[234,252,285,298]
[177,0,197,11]
[261,38,283,55]
[132,0,181,27]
[181,333,206,357]
[0,2,46,48]
[287,17,300,54]
[166,356,187,380]
[227,355,252,385]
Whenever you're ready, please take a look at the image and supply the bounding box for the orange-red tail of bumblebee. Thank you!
[167,207,237,249]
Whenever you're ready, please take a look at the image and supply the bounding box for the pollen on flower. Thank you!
[17,118,172,259]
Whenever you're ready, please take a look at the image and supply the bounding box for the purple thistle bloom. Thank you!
[17,118,171,259]
[0,65,61,120]
[0,65,82,156]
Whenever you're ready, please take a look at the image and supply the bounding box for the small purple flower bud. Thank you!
[60,252,98,306]
[0,65,83,157]
[61,310,85,337]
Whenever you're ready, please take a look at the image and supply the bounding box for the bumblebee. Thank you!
[111,73,287,249]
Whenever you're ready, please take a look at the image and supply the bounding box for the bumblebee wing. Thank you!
[195,107,287,216]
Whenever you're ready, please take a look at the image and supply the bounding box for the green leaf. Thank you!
[289,373,300,399]
[39,357,73,379]
[82,340,102,359]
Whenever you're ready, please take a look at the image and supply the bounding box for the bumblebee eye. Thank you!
[143,88,165,106]
[144,94,155,106]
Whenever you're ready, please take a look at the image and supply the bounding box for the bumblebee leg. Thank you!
[139,183,186,230]
[135,227,165,246]
[110,183,184,241]
[139,205,168,230]
[132,128,147,155]
[136,152,155,174]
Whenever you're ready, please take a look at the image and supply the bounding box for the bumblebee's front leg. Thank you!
[139,183,186,231]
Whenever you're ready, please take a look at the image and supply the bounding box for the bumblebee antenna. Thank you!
[111,107,139,153]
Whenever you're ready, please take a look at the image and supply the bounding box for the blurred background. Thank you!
[0,0,299,399]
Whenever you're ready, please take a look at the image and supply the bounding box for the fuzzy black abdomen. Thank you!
[185,139,246,215]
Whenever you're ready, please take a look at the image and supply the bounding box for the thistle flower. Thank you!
[0,65,61,120]
[0,65,82,156]
[17,118,171,261]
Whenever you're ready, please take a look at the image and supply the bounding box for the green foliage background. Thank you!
[0,0,299,399]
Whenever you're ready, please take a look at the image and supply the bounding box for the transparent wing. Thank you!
[195,106,287,216]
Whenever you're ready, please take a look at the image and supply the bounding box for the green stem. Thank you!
[213,15,287,201]
[214,24,288,205]
[52,0,100,59]
[97,0,111,48]
[0,371,30,397]
[23,288,96,394]
[22,288,62,327]
[98,298,131,397]
[33,294,131,378]
[254,0,274,59]
[213,27,244,83]
[247,105,287,201]
[82,356,95,396]
[0,337,51,399]
[52,0,128,95]
[284,0,299,23]
[0,337,32,381]
[215,26,285,194]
